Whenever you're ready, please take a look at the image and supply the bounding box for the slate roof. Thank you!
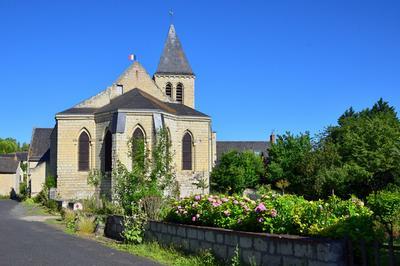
[216,141,270,161]
[0,157,19,174]
[155,24,194,75]
[0,152,28,162]
[29,128,53,162]
[58,88,208,117]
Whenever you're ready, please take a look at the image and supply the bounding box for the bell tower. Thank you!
[154,24,195,108]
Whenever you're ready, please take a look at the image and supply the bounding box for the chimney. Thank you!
[269,132,276,144]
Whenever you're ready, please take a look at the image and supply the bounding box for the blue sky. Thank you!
[1,0,399,143]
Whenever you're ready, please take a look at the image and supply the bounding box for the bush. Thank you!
[211,150,265,195]
[62,209,77,231]
[19,182,28,200]
[367,188,400,263]
[165,193,377,242]
[76,215,96,234]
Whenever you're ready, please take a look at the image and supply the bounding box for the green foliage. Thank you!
[0,138,29,154]
[87,169,104,188]
[19,182,28,200]
[211,150,265,195]
[109,242,221,266]
[122,213,147,244]
[114,128,175,216]
[45,175,57,189]
[61,209,77,231]
[266,99,400,199]
[166,193,376,243]
[367,188,400,248]
[230,246,241,266]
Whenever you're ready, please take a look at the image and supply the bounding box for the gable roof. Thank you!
[29,128,53,162]
[58,88,208,118]
[216,141,270,161]
[0,157,19,174]
[155,24,194,75]
[0,152,28,162]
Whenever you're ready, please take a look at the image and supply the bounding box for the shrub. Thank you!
[367,188,400,263]
[76,215,96,234]
[62,209,77,231]
[165,193,376,242]
[19,182,28,200]
[211,150,265,195]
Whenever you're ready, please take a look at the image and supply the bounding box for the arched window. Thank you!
[132,127,145,167]
[182,132,192,170]
[176,83,183,103]
[78,131,90,171]
[165,83,172,98]
[104,131,112,172]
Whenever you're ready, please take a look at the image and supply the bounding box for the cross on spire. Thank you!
[169,9,174,24]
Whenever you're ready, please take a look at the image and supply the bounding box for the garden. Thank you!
[29,99,400,265]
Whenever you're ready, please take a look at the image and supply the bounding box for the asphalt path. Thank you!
[0,200,159,266]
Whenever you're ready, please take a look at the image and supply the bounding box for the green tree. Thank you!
[266,132,317,197]
[327,98,400,197]
[0,138,29,154]
[266,99,400,199]
[211,150,265,195]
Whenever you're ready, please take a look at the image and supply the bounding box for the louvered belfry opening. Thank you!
[104,131,112,172]
[182,132,192,170]
[176,83,183,103]
[78,131,90,171]
[166,83,172,98]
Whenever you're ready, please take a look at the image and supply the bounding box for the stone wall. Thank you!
[144,221,346,266]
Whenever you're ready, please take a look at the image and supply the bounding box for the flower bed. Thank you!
[165,193,377,242]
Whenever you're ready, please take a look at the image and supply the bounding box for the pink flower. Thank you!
[258,217,264,223]
[270,209,277,218]
[194,195,201,201]
[177,205,182,209]
[208,197,214,203]
[223,210,230,217]
[192,216,196,222]
[255,203,267,213]
[222,198,229,203]
[212,202,221,207]
[233,200,239,205]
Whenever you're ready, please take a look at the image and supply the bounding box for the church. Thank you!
[50,24,217,199]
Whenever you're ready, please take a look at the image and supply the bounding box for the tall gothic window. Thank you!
[176,83,183,103]
[132,127,145,168]
[165,82,172,98]
[104,131,112,172]
[78,131,90,171]
[182,132,192,170]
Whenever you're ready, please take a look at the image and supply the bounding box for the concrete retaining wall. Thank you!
[145,221,346,266]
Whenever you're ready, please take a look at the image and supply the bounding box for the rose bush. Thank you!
[165,193,377,241]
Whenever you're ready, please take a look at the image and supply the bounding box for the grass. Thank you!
[107,242,222,266]
[76,215,96,234]
[0,195,10,200]
[22,199,53,216]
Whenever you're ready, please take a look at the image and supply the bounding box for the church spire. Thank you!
[155,24,194,75]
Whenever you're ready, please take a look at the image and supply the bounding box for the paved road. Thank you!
[0,200,159,266]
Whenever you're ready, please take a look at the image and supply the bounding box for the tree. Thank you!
[211,150,265,195]
[266,132,317,197]
[0,138,29,154]
[266,99,400,199]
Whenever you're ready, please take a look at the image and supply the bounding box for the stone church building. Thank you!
[51,25,216,200]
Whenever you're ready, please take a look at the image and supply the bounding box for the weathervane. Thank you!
[169,9,174,24]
